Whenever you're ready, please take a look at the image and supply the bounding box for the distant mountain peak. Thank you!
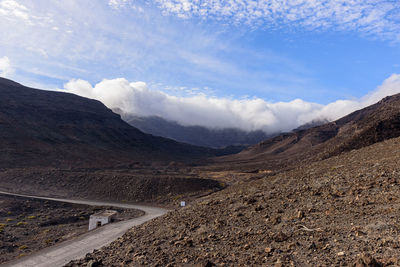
[121,114,272,148]
[220,92,400,170]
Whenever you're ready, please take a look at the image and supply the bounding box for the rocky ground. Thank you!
[0,164,223,206]
[67,136,400,266]
[0,195,143,264]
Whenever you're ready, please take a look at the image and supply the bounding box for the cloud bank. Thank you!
[0,56,13,78]
[63,74,400,133]
[156,0,400,41]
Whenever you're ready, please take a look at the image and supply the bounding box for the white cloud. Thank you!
[62,74,400,133]
[0,0,30,21]
[108,0,132,10]
[0,0,57,31]
[155,0,400,41]
[0,56,13,78]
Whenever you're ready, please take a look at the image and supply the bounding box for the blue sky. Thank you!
[1,0,400,132]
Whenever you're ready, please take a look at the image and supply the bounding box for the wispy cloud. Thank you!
[0,0,312,100]
[62,74,400,133]
[0,0,30,21]
[1,0,398,107]
[156,0,400,41]
[108,0,133,10]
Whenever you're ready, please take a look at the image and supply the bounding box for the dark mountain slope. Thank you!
[0,78,222,168]
[218,93,400,170]
[0,78,226,203]
[123,114,270,148]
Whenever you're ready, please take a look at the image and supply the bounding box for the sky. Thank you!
[0,0,400,133]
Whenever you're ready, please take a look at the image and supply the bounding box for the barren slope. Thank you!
[0,78,224,169]
[0,78,223,203]
[67,135,400,266]
[218,94,400,172]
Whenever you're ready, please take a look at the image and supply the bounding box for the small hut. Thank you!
[88,210,117,231]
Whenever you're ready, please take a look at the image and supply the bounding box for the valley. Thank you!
[67,136,400,266]
[2,1,399,266]
[1,78,400,266]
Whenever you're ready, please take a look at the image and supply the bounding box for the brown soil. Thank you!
[0,194,144,264]
[67,136,400,266]
[0,165,223,205]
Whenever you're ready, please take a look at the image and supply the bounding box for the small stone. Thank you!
[265,247,274,253]
[337,251,345,256]
[271,216,281,225]
[287,242,296,250]
[274,258,284,267]
[297,210,305,219]
[322,244,330,250]
[87,260,100,267]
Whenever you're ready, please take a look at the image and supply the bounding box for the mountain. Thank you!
[219,93,400,171]
[0,78,228,203]
[0,78,228,169]
[292,118,330,131]
[123,114,271,148]
[67,100,400,266]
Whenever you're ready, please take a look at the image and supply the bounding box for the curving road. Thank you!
[0,190,168,267]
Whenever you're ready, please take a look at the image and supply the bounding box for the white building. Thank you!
[88,210,117,231]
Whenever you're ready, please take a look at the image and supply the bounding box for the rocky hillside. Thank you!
[67,131,400,266]
[0,78,226,203]
[0,78,228,169]
[219,94,400,171]
[123,114,270,148]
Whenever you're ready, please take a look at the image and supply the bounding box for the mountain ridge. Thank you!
[122,114,271,148]
[218,92,400,171]
[0,78,227,169]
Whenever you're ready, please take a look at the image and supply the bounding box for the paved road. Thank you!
[0,191,168,267]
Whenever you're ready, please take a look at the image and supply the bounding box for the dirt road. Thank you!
[0,191,168,267]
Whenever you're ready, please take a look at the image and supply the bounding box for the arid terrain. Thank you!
[66,92,400,266]
[215,94,400,173]
[67,136,400,266]
[0,166,223,205]
[0,194,143,264]
[2,78,400,266]
[0,77,225,205]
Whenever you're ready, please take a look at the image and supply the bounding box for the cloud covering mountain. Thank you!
[63,74,400,133]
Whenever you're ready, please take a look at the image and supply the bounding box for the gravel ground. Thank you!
[67,137,400,266]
